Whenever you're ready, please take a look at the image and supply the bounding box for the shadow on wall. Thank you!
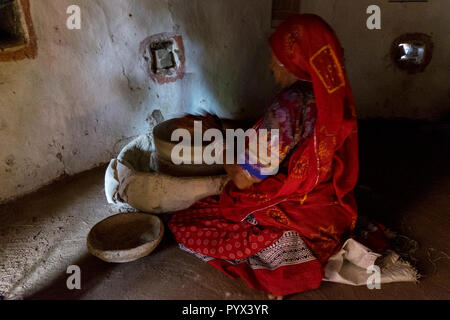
[166,0,276,120]
[356,120,449,226]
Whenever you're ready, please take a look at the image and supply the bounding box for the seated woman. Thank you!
[168,14,359,298]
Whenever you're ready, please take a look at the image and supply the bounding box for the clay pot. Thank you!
[153,117,225,177]
[87,213,164,263]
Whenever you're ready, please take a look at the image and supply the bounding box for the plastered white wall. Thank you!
[0,0,275,203]
[301,0,450,120]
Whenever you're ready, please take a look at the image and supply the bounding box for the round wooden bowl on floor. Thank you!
[87,213,164,263]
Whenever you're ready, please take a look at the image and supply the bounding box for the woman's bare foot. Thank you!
[268,293,284,300]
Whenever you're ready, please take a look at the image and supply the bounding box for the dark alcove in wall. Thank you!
[0,0,27,48]
[0,0,37,61]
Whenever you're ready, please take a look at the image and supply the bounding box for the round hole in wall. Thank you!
[391,33,433,74]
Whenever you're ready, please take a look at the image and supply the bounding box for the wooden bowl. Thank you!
[87,213,164,263]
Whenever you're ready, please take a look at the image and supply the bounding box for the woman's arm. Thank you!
[180,113,261,190]
[219,118,262,190]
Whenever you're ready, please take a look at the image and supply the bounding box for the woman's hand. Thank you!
[224,164,261,190]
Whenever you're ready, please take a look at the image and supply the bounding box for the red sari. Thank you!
[169,14,359,296]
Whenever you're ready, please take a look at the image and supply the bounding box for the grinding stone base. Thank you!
[105,135,229,214]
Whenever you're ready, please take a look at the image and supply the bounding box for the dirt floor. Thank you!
[0,120,449,300]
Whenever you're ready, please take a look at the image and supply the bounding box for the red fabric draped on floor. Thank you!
[169,14,359,297]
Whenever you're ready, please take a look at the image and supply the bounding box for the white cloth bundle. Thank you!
[324,239,419,286]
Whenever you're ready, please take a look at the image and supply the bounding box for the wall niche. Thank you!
[0,0,37,61]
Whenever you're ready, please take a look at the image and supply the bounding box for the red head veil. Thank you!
[270,14,360,221]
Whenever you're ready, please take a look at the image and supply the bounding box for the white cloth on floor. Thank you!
[324,238,419,286]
